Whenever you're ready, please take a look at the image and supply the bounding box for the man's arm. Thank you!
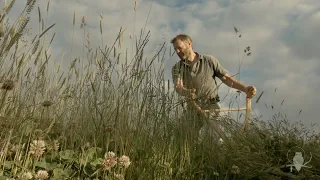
[220,73,257,98]
[220,73,246,92]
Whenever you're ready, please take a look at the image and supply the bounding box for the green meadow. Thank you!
[0,1,319,179]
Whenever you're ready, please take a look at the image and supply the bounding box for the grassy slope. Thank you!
[0,1,319,179]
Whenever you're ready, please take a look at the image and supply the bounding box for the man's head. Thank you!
[170,34,194,61]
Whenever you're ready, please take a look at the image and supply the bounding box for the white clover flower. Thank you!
[218,138,224,145]
[102,151,117,171]
[118,155,131,168]
[105,151,116,158]
[231,165,240,174]
[35,170,49,180]
[29,140,46,158]
[114,173,125,180]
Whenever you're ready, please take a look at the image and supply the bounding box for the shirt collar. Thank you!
[180,52,202,66]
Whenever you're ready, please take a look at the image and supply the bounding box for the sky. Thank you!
[3,0,320,133]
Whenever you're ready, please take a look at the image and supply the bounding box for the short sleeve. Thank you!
[171,63,181,85]
[209,56,227,79]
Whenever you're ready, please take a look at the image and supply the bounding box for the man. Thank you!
[171,34,256,141]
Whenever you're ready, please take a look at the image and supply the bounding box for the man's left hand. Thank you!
[245,86,257,98]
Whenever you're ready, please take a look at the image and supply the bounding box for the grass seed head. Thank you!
[0,22,4,37]
[105,125,114,132]
[42,100,53,107]
[1,79,15,90]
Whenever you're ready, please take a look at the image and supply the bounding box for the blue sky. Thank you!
[4,0,320,132]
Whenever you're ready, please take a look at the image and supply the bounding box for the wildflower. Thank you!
[53,140,59,151]
[118,155,131,168]
[114,173,125,180]
[102,151,117,171]
[21,172,33,180]
[85,142,91,149]
[35,170,49,180]
[47,139,59,152]
[231,165,240,174]
[29,140,46,158]
[1,79,15,90]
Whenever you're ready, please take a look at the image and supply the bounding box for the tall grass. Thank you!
[0,1,319,179]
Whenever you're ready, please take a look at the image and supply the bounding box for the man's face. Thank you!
[173,39,192,60]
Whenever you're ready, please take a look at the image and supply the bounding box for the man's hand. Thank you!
[175,78,197,99]
[175,78,183,89]
[188,88,196,100]
[245,86,257,98]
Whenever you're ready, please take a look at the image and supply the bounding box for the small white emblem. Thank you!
[286,146,312,172]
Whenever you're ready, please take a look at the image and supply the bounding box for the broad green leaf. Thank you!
[59,149,77,162]
[50,168,73,179]
[35,161,57,170]
[87,147,102,161]
[90,158,103,167]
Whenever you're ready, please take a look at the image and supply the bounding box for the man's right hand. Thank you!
[175,78,183,89]
[188,88,196,100]
[175,78,197,99]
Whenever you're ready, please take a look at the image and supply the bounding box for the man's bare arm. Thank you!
[220,73,257,98]
[220,74,246,92]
